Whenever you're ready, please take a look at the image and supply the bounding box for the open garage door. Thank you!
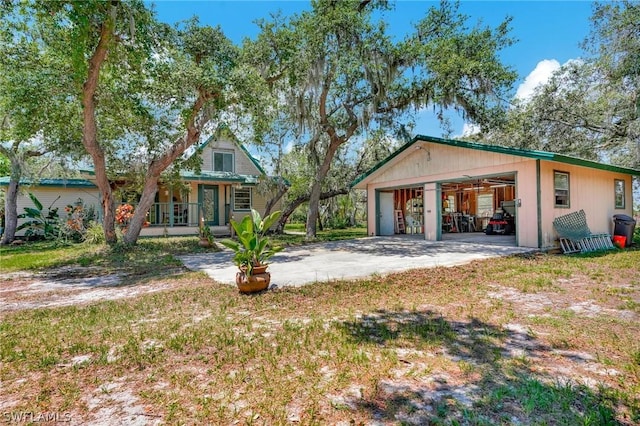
[440,174,518,247]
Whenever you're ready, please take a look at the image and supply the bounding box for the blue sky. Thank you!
[150,0,595,137]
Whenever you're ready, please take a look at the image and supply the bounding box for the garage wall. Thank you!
[539,161,634,249]
[366,143,531,186]
[364,142,541,248]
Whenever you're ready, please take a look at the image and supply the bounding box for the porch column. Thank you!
[423,182,438,241]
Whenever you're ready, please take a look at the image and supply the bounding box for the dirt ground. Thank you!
[0,268,181,313]
[1,258,638,425]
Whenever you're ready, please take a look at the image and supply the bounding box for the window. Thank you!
[554,171,570,207]
[213,152,233,172]
[477,194,494,217]
[234,188,251,211]
[614,179,625,209]
[442,195,455,212]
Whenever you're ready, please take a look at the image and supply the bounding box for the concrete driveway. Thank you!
[179,236,536,288]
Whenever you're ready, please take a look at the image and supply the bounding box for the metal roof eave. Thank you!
[0,177,97,188]
[351,134,640,188]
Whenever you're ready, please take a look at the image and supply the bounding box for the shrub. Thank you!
[60,198,97,242]
[84,221,105,245]
[17,193,60,239]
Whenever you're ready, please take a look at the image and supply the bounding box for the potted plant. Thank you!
[220,209,283,293]
[198,221,215,248]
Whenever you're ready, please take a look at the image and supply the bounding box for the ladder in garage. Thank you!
[394,210,405,234]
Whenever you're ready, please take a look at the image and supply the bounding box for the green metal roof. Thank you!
[0,177,97,188]
[352,134,640,187]
[179,170,260,185]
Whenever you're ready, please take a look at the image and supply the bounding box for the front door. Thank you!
[198,185,219,226]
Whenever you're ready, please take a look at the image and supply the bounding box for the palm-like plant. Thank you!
[220,209,283,276]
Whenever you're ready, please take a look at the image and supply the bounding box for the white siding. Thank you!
[200,138,262,175]
[12,186,101,236]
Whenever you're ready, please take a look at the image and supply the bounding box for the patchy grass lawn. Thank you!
[0,243,638,425]
[278,225,368,244]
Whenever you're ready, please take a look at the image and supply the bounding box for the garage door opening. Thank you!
[440,174,517,246]
[378,187,424,236]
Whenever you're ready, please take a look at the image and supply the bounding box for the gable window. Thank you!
[233,187,251,211]
[214,152,234,172]
[554,171,570,207]
[614,179,625,209]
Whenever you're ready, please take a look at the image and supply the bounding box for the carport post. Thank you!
[423,182,438,241]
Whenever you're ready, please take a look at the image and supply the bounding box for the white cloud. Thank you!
[283,140,294,154]
[459,122,480,138]
[515,59,561,101]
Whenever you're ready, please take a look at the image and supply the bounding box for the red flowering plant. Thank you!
[115,204,150,233]
[61,198,96,242]
[115,204,134,233]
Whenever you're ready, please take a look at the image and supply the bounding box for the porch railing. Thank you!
[118,202,202,227]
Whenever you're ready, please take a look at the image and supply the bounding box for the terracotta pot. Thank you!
[236,271,271,294]
[240,264,269,275]
[199,238,211,248]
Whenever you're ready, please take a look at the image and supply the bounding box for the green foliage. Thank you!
[84,221,105,245]
[16,193,60,239]
[0,154,9,176]
[488,1,640,171]
[198,222,214,245]
[58,199,97,243]
[248,0,516,237]
[220,209,283,275]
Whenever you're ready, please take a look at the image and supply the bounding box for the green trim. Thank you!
[351,134,640,188]
[0,177,97,188]
[536,160,542,249]
[436,183,442,241]
[179,171,259,184]
[514,172,519,247]
[375,190,381,236]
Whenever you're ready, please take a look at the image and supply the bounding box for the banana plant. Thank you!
[220,209,283,276]
[17,193,60,239]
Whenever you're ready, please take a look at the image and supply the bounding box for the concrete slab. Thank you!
[179,236,536,288]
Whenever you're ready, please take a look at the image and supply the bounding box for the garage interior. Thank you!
[390,174,517,244]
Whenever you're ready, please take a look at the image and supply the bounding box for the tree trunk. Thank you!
[0,161,20,245]
[122,176,158,245]
[264,183,288,216]
[121,93,209,245]
[276,187,349,233]
[305,140,341,240]
[80,4,118,245]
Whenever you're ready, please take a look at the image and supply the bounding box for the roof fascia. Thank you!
[351,134,640,188]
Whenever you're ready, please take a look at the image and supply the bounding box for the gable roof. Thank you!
[0,177,97,188]
[195,125,267,176]
[352,134,640,187]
